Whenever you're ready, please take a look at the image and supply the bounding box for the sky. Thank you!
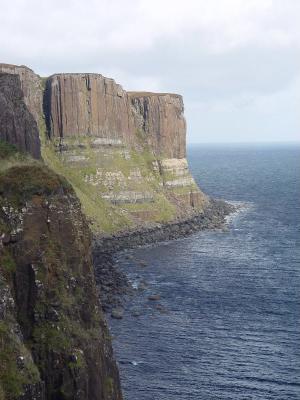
[0,0,299,143]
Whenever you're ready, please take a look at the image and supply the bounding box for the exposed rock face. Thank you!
[45,74,135,144]
[1,64,208,231]
[44,75,186,160]
[129,92,186,159]
[0,64,43,125]
[0,73,41,158]
[42,72,207,224]
[0,163,122,399]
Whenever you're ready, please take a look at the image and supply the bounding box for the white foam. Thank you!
[225,201,254,225]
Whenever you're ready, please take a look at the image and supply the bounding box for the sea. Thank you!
[109,143,300,400]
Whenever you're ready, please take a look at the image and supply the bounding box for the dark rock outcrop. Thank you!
[0,73,41,158]
[0,64,43,125]
[0,163,122,400]
[94,198,234,253]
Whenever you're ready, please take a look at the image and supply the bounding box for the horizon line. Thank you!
[187,140,300,145]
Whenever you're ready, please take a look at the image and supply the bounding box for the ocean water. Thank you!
[109,144,300,400]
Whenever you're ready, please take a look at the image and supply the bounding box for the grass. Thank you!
[0,131,199,233]
[0,134,123,398]
[0,140,18,159]
[39,133,180,232]
[0,250,16,275]
[0,321,40,399]
[0,164,72,207]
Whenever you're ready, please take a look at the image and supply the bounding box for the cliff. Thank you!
[0,156,122,399]
[45,74,135,144]
[0,62,229,399]
[0,64,43,125]
[129,92,186,158]
[44,75,185,159]
[0,73,41,158]
[0,66,123,399]
[0,63,208,234]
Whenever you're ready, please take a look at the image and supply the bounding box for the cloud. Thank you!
[0,0,299,142]
[186,75,300,143]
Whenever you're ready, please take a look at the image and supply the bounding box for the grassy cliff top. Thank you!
[0,140,72,207]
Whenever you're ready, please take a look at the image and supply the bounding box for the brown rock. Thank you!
[0,63,43,126]
[148,294,161,301]
[45,73,135,144]
[44,74,186,159]
[129,92,186,158]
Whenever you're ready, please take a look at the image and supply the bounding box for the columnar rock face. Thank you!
[40,72,206,227]
[44,74,187,159]
[129,92,186,159]
[45,74,135,144]
[0,64,43,125]
[0,73,41,158]
[0,163,122,400]
[0,63,208,230]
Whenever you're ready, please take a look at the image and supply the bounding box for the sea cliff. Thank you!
[0,72,122,399]
[0,63,208,234]
[0,63,232,399]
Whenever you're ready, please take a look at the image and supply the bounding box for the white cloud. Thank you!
[186,74,300,142]
[0,0,299,142]
[1,0,299,57]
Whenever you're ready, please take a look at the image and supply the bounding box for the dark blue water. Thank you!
[110,144,300,400]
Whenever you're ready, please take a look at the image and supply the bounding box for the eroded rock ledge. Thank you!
[95,199,234,253]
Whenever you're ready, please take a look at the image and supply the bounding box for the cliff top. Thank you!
[48,74,181,98]
[0,64,182,99]
[49,72,107,78]
[0,62,36,73]
[128,91,182,98]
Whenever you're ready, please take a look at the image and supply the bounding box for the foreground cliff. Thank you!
[0,154,122,400]
[0,64,208,234]
[0,73,122,399]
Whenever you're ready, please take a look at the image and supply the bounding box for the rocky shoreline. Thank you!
[93,199,235,313]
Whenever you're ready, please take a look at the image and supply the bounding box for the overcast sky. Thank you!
[1,0,299,143]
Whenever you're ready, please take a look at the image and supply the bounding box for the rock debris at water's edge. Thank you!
[93,199,235,313]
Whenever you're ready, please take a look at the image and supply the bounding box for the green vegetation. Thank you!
[0,126,200,235]
[0,321,40,399]
[0,250,16,275]
[104,376,114,396]
[0,140,17,159]
[0,164,72,207]
[42,142,131,233]
[39,131,179,233]
[0,139,33,173]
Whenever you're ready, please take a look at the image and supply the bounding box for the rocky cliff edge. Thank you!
[0,149,122,400]
[0,64,209,234]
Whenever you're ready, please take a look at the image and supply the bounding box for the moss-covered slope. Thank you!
[0,150,122,400]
